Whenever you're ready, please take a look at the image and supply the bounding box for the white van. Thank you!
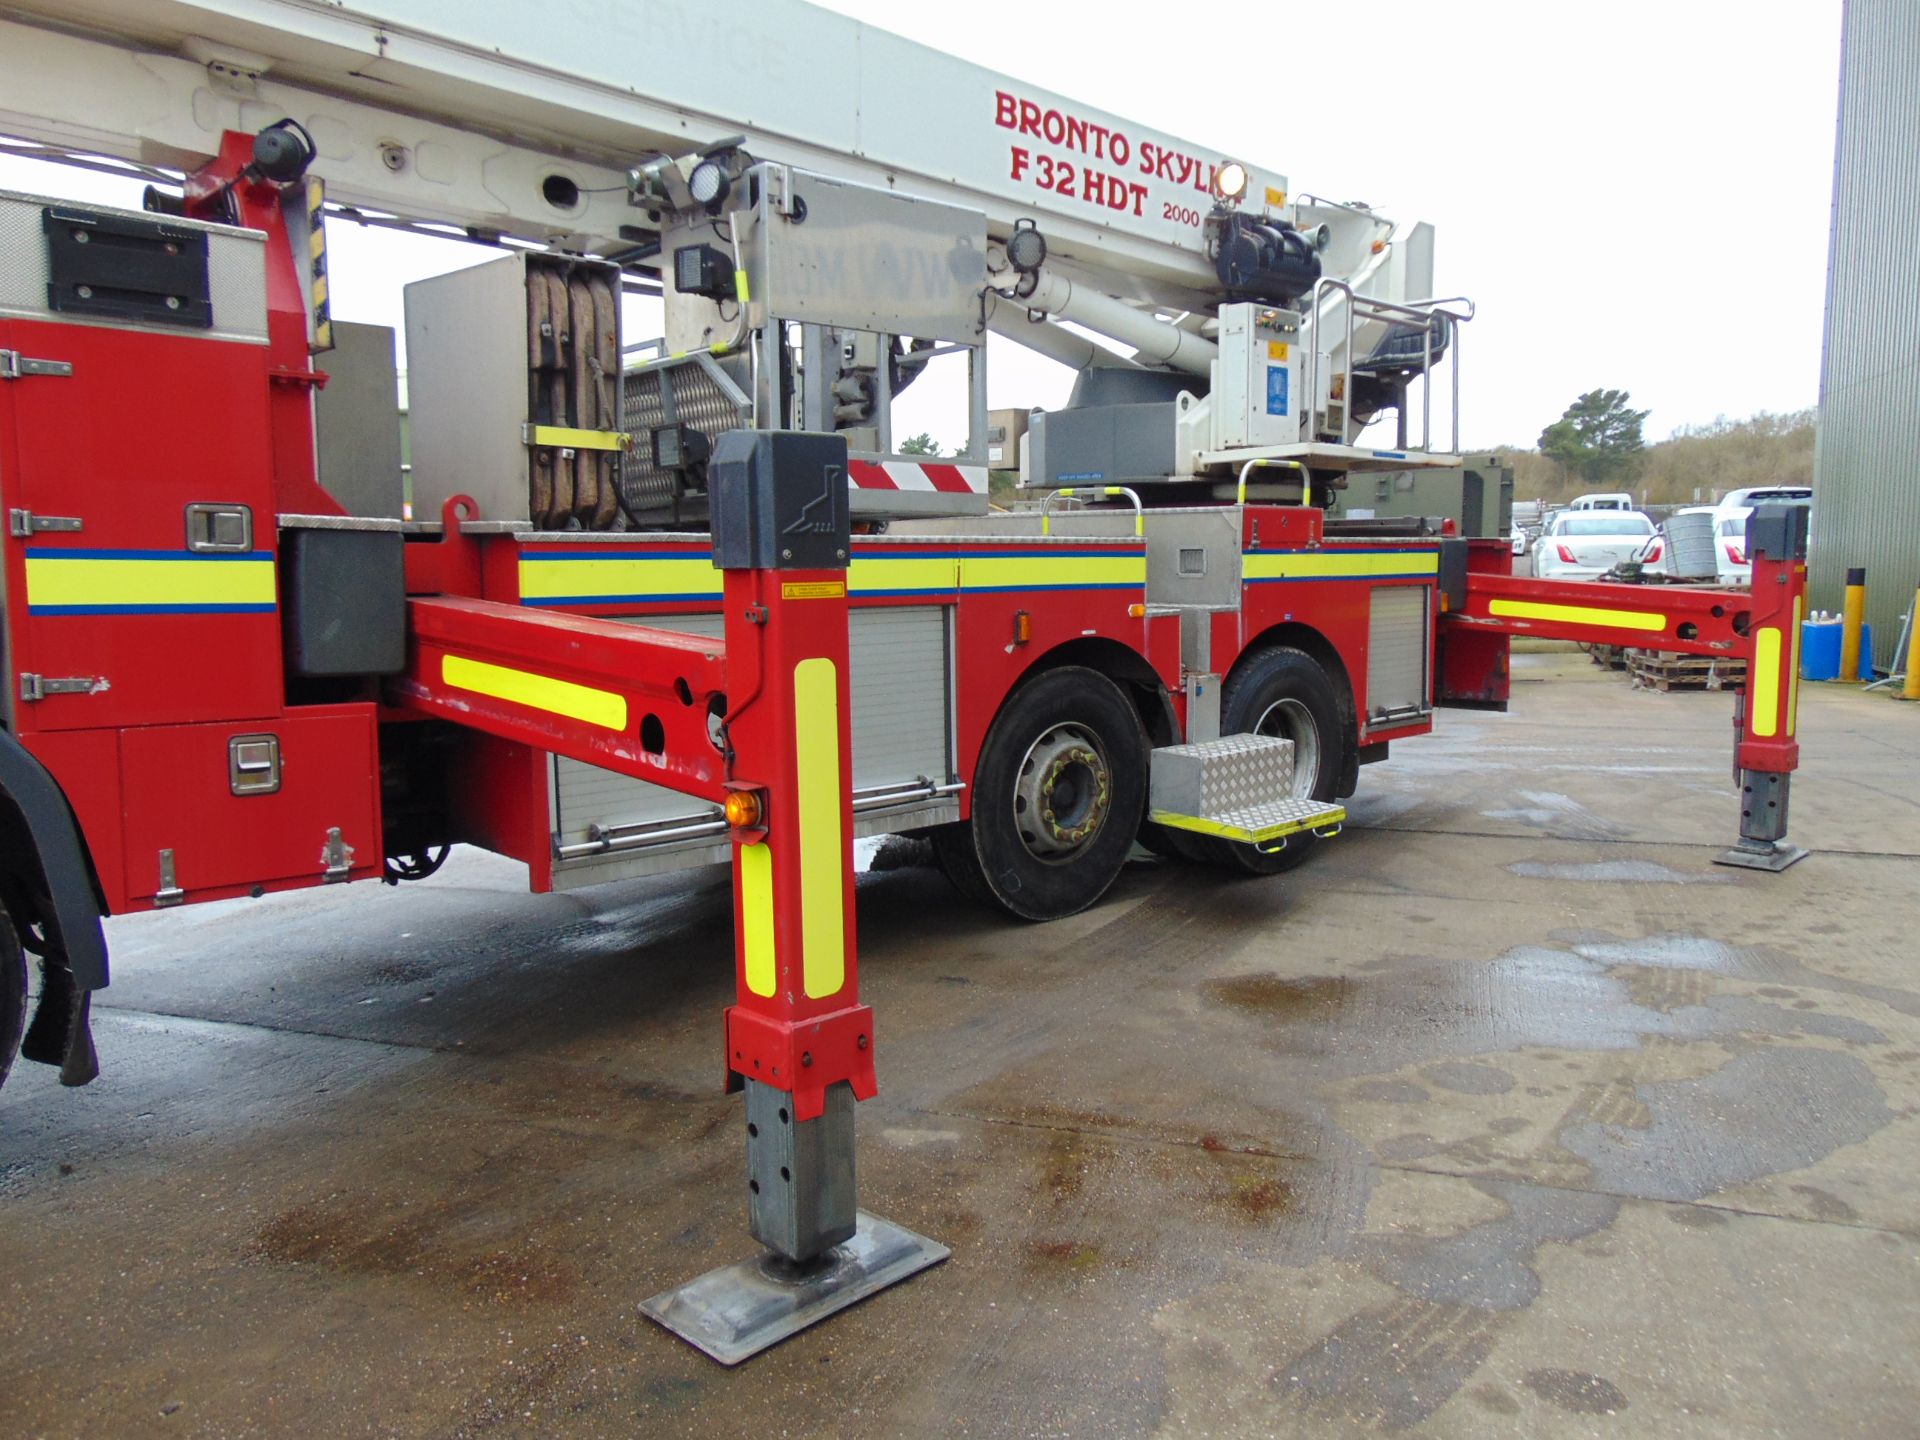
[1568,492,1635,511]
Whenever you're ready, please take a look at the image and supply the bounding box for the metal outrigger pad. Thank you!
[1714,839,1809,873]
[640,1211,949,1366]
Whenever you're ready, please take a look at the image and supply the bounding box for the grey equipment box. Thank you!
[1026,402,1178,488]
[1327,453,1515,538]
[405,251,624,531]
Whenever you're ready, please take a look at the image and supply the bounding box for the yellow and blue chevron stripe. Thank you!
[516,545,1146,606]
[24,547,277,616]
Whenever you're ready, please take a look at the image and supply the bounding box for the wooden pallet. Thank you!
[1625,648,1747,692]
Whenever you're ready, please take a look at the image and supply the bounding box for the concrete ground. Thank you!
[3,649,1918,1439]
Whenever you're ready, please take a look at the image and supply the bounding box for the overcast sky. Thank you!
[0,0,1843,454]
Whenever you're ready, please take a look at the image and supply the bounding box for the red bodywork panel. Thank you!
[0,138,378,916]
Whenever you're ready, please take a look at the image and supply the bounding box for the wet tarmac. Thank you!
[3,647,1918,1438]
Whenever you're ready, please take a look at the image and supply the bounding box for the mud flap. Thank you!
[20,958,99,1086]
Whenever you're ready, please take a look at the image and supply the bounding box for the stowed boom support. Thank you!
[1444,503,1813,870]
[394,439,945,1365]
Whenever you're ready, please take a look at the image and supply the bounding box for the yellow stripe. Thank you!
[794,657,845,1000]
[734,269,750,304]
[740,841,776,998]
[440,653,628,731]
[1787,596,1803,738]
[1750,626,1782,738]
[518,555,720,602]
[959,554,1146,590]
[1243,550,1440,581]
[1486,597,1667,633]
[516,549,1144,602]
[848,554,959,594]
[526,425,628,452]
[25,555,275,609]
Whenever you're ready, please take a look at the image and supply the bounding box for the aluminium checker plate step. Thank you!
[1148,733,1347,847]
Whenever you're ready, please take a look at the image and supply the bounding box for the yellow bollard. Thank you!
[1840,566,1867,682]
[1905,586,1920,702]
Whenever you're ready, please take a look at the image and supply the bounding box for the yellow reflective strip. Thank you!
[1788,596,1803,737]
[1486,597,1667,633]
[440,654,628,731]
[526,425,627,452]
[740,841,776,998]
[1243,550,1440,580]
[1750,627,1782,738]
[1150,805,1346,843]
[24,555,276,609]
[516,556,720,601]
[847,554,959,594]
[734,269,750,304]
[793,657,845,1000]
[959,554,1146,590]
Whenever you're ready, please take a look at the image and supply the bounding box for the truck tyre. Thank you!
[0,908,25,1091]
[1187,645,1345,876]
[934,666,1147,921]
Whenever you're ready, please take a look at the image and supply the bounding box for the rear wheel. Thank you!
[1179,645,1344,876]
[935,666,1147,920]
[0,908,26,1091]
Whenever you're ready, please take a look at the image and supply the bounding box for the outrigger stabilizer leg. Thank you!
[640,432,946,1365]
[1716,503,1813,873]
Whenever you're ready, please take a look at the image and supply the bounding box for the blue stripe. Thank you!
[1245,546,1440,557]
[951,548,1143,559]
[521,549,716,562]
[29,602,279,616]
[24,547,274,562]
[962,582,1142,594]
[1245,574,1434,584]
[526,592,724,607]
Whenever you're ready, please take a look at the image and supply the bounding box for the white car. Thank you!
[1531,509,1657,579]
[1713,497,1811,585]
[1567,491,1635,512]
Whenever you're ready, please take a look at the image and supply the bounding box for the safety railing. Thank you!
[1040,485,1145,536]
[1301,280,1475,453]
[1236,458,1311,506]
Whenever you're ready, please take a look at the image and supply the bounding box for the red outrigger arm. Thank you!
[1443,507,1811,868]
[391,549,871,1122]
[391,442,932,1328]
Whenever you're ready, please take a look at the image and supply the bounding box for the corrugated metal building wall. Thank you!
[1812,0,1920,671]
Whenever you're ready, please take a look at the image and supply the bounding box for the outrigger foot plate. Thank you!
[641,1211,948,1365]
[1714,841,1809,873]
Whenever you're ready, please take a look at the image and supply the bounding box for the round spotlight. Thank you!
[688,158,731,210]
[1006,218,1047,274]
[1213,161,1249,202]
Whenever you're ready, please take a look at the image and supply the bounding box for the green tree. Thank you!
[1538,389,1649,485]
[898,432,942,456]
